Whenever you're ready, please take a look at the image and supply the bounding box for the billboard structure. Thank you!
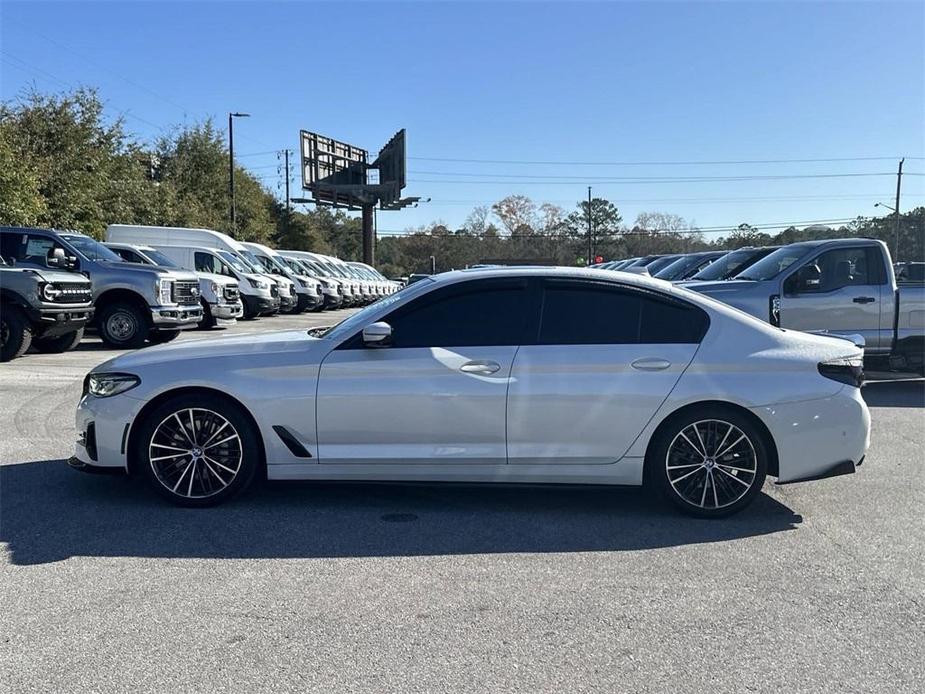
[295,128,418,264]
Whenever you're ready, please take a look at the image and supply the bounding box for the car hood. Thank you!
[685,279,756,294]
[2,267,90,284]
[94,330,325,372]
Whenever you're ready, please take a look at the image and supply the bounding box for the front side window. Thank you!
[195,251,233,277]
[385,279,529,348]
[113,248,145,264]
[537,280,708,345]
[2,233,65,267]
[785,246,882,294]
[59,234,123,262]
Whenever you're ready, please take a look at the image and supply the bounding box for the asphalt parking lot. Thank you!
[1,311,923,693]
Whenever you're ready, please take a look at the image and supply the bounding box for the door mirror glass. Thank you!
[46,247,67,268]
[795,264,821,291]
[362,321,392,346]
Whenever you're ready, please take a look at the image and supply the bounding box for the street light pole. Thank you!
[228,112,250,237]
[893,158,904,260]
[587,186,593,266]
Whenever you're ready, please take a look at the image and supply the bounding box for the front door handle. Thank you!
[631,358,672,371]
[460,360,501,375]
[852,297,876,304]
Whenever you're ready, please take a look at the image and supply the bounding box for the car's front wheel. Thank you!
[648,407,768,518]
[134,393,261,507]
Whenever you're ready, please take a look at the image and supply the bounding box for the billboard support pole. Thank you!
[362,204,375,265]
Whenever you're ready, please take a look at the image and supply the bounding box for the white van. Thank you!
[106,225,284,318]
[105,242,243,327]
[240,242,322,312]
[278,250,349,308]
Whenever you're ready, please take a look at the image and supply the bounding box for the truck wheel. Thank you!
[98,302,150,349]
[149,330,181,344]
[32,328,84,354]
[241,301,258,320]
[1,305,33,362]
[198,299,216,329]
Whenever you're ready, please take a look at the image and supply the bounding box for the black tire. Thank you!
[1,305,33,362]
[134,392,261,507]
[148,329,181,344]
[32,328,84,354]
[647,406,768,518]
[241,301,258,320]
[97,301,150,349]
[198,299,216,329]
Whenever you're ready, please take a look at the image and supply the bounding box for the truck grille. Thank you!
[50,282,93,303]
[270,284,279,298]
[172,280,200,305]
[223,285,239,302]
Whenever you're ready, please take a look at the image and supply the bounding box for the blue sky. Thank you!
[2,1,923,239]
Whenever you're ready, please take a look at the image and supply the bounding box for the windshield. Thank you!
[238,250,267,273]
[141,249,179,268]
[60,233,123,262]
[217,250,252,273]
[693,249,756,281]
[319,278,435,340]
[735,245,812,281]
[653,256,692,280]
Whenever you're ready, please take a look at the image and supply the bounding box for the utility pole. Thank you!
[893,158,904,260]
[228,112,250,237]
[362,204,375,266]
[280,149,292,240]
[587,186,593,266]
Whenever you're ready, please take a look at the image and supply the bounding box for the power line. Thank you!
[409,155,925,166]
[410,171,911,182]
[409,173,921,186]
[416,193,925,206]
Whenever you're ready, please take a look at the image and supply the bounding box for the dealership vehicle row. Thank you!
[1,224,400,360]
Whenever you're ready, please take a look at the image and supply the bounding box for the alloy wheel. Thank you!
[106,311,137,341]
[665,419,758,510]
[148,408,242,499]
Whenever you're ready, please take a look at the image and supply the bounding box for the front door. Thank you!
[780,246,885,349]
[507,279,706,465]
[316,277,530,465]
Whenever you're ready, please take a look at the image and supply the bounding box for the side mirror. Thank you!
[362,321,392,347]
[46,247,67,268]
[796,265,821,291]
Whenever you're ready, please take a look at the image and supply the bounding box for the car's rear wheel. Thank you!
[135,394,260,507]
[649,407,768,518]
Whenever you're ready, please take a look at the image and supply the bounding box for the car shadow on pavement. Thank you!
[862,379,925,408]
[2,459,804,566]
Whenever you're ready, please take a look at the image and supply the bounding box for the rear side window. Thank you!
[538,281,708,345]
[384,279,529,348]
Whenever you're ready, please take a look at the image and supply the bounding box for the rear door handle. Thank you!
[460,360,501,375]
[631,358,672,371]
[852,297,876,304]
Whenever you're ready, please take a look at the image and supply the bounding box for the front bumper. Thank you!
[296,293,322,312]
[279,294,297,311]
[212,301,243,321]
[151,304,203,329]
[751,386,870,484]
[30,304,94,337]
[73,393,145,470]
[322,293,343,309]
[242,294,280,315]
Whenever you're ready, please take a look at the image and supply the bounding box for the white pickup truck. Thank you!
[688,238,925,374]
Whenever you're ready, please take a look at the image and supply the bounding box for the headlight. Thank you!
[248,277,268,290]
[157,278,173,304]
[41,282,62,301]
[86,373,141,398]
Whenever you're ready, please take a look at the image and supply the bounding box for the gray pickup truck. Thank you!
[688,238,925,374]
[0,252,94,361]
[0,227,203,349]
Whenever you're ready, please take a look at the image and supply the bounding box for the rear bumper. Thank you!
[751,386,870,484]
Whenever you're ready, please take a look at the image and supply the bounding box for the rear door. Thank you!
[506,279,707,465]
[779,245,885,349]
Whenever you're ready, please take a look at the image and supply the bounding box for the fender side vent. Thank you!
[272,425,312,458]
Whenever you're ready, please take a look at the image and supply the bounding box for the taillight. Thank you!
[818,355,864,388]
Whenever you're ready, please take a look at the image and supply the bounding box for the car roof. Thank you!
[439,265,675,292]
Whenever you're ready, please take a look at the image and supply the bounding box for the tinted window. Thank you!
[385,279,528,347]
[113,248,145,264]
[538,281,708,345]
[786,246,882,293]
[195,251,232,277]
[735,245,812,281]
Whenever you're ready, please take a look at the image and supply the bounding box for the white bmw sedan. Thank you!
[72,268,870,517]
